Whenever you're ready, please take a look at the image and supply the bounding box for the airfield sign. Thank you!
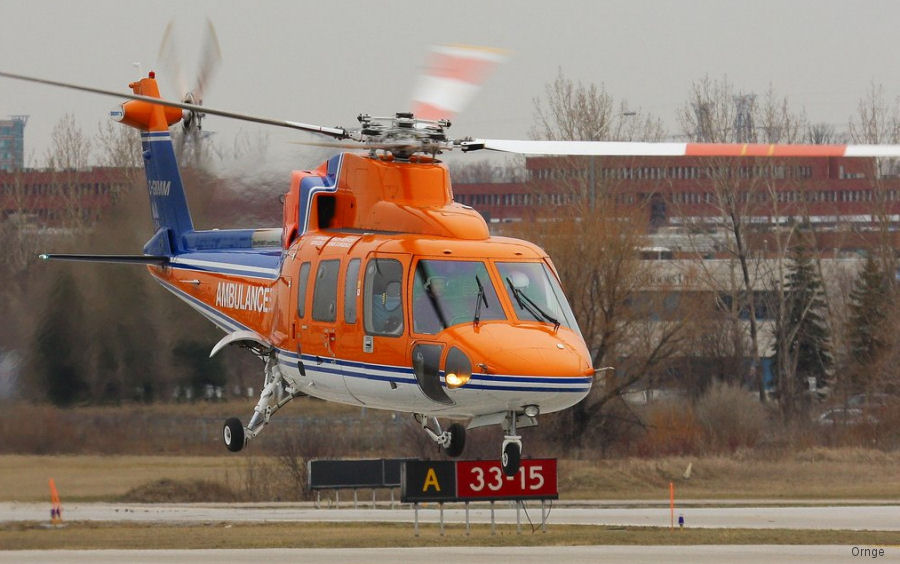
[401,459,558,503]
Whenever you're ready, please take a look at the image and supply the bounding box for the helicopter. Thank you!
[4,46,900,477]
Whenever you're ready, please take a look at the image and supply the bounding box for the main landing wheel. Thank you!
[501,441,521,476]
[223,417,245,452]
[443,423,466,458]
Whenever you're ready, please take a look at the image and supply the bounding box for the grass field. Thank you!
[1,448,899,503]
[1,521,898,550]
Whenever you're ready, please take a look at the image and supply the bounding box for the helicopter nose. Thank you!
[442,323,593,409]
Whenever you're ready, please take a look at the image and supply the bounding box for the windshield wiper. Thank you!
[418,267,449,330]
[506,277,560,331]
[473,275,488,326]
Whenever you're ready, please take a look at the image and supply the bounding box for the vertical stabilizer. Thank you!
[111,72,193,255]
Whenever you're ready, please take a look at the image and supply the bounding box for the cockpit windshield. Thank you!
[496,262,580,334]
[413,260,506,334]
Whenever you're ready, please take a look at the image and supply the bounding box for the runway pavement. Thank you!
[0,545,889,564]
[0,500,897,530]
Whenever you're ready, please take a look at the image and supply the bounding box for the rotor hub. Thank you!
[354,113,453,159]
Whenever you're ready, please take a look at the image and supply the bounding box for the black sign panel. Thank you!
[383,458,409,487]
[308,459,385,489]
[401,460,457,502]
[308,458,417,489]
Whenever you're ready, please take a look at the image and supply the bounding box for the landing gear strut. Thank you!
[415,414,466,458]
[223,350,303,452]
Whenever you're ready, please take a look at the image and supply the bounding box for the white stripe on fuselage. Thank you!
[169,257,279,277]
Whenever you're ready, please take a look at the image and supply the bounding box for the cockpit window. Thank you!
[496,262,580,333]
[413,260,506,334]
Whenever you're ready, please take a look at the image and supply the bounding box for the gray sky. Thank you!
[2,0,900,170]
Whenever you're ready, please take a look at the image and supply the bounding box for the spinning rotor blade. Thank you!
[193,18,222,104]
[157,18,221,103]
[412,44,507,121]
[0,70,349,139]
[290,138,442,154]
[157,20,190,99]
[472,139,900,158]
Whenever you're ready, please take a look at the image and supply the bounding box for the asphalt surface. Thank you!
[2,501,897,563]
[0,546,891,564]
[0,501,898,530]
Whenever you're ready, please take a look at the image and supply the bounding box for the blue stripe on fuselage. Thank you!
[298,154,342,234]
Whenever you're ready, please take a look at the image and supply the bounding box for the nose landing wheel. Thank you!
[501,436,522,476]
[500,409,525,476]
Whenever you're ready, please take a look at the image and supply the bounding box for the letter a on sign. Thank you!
[401,460,455,503]
[422,468,441,492]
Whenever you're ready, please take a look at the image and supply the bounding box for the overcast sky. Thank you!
[3,0,900,171]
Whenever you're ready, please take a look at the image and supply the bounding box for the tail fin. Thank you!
[111,72,193,255]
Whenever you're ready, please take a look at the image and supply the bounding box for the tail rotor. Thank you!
[156,18,221,165]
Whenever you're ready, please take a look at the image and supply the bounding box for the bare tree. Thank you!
[512,71,697,449]
[848,81,900,288]
[676,76,809,401]
[45,114,92,170]
[96,120,143,171]
[532,68,665,142]
[805,122,838,145]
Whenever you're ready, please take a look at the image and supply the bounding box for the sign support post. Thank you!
[465,501,470,536]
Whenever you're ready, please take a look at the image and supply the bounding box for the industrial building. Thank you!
[454,155,900,255]
[0,116,27,172]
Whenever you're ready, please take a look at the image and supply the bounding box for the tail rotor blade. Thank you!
[193,18,222,104]
[157,20,189,99]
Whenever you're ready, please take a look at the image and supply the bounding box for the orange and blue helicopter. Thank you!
[5,44,900,475]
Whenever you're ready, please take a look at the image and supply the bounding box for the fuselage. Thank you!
[151,230,593,418]
[148,152,594,419]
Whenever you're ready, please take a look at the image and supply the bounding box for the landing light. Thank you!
[445,372,470,389]
[445,347,473,389]
[524,404,540,417]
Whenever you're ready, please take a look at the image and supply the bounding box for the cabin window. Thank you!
[364,258,404,336]
[496,261,580,334]
[296,261,311,318]
[412,259,506,335]
[312,260,340,322]
[344,258,361,323]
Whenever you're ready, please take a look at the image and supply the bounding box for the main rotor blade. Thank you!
[0,70,348,139]
[290,139,440,153]
[473,139,900,158]
[411,44,507,121]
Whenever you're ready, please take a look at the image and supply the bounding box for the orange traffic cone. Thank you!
[49,478,62,525]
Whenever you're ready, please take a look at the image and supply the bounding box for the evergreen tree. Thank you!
[845,254,893,393]
[31,272,89,406]
[772,244,833,416]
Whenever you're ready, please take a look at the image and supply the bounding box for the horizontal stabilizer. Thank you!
[38,253,170,265]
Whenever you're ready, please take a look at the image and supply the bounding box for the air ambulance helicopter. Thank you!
[4,44,900,476]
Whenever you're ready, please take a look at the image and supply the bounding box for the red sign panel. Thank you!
[456,459,557,500]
